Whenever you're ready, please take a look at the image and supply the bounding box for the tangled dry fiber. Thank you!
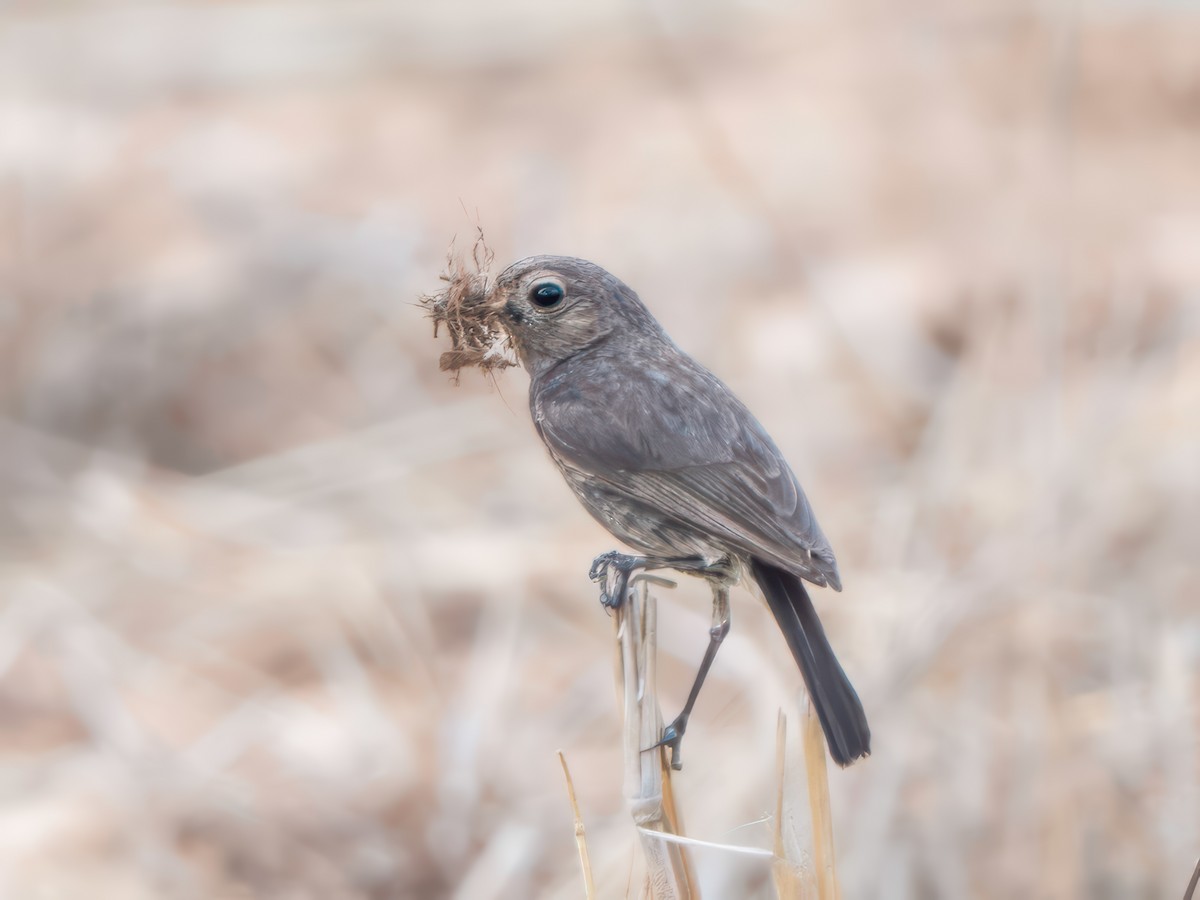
[421,233,515,378]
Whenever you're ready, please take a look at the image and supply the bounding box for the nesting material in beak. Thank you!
[420,230,516,379]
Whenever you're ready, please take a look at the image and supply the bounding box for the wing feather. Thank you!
[533,353,841,590]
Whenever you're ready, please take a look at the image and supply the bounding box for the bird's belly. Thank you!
[557,463,725,561]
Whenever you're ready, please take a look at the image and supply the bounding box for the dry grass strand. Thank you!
[1184,857,1200,900]
[557,750,597,900]
[419,228,516,380]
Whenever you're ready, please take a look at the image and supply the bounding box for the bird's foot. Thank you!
[587,550,623,584]
[590,552,701,609]
[589,550,641,609]
[649,712,690,771]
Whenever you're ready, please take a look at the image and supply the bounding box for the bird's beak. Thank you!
[501,297,525,326]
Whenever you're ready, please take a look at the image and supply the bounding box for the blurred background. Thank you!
[1,1,1198,897]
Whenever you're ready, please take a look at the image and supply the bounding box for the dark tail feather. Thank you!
[750,558,870,767]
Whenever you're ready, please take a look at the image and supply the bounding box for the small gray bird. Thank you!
[489,255,870,768]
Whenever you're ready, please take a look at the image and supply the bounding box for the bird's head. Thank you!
[487,256,662,377]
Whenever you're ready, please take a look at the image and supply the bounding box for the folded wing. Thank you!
[534,354,841,590]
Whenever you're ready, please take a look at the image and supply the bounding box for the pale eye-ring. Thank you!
[529,281,565,309]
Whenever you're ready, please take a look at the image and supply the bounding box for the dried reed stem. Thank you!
[772,711,807,899]
[803,701,841,900]
[613,578,699,900]
[557,750,596,899]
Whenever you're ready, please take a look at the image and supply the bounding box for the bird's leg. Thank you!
[589,551,732,609]
[655,580,731,770]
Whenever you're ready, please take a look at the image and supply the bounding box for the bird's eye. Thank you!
[530,282,565,309]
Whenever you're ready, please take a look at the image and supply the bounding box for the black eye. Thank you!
[530,282,565,309]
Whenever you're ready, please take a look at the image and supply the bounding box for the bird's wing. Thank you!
[534,356,841,589]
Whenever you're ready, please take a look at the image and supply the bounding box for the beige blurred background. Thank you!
[2,1,1198,898]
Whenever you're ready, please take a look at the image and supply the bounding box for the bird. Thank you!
[486,255,870,768]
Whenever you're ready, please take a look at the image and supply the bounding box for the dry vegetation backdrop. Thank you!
[1,1,1198,898]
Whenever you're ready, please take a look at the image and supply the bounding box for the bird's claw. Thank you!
[588,550,621,584]
[590,550,636,609]
[648,714,689,770]
[599,589,623,611]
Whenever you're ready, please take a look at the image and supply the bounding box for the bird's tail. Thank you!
[750,558,870,767]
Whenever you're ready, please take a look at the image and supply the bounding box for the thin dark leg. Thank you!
[589,550,733,609]
[655,582,731,770]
